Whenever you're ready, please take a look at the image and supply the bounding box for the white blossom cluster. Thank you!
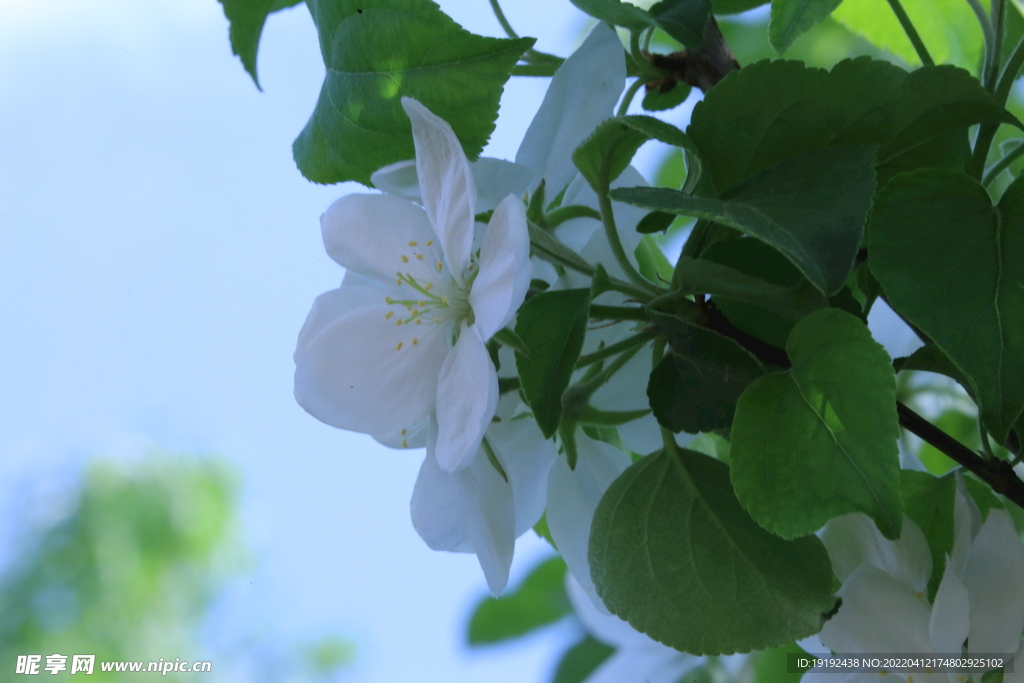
[290,22,1024,683]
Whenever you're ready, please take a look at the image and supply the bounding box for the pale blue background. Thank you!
[0,1,591,681]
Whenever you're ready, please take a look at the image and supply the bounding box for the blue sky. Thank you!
[0,1,588,680]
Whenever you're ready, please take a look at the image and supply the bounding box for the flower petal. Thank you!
[962,509,1024,656]
[294,304,449,434]
[372,157,534,214]
[584,646,697,683]
[485,407,557,536]
[294,272,387,358]
[801,669,893,683]
[402,97,476,280]
[546,432,631,612]
[410,445,515,595]
[469,194,531,340]
[819,564,935,656]
[321,193,443,284]
[929,559,970,654]
[434,324,499,471]
[515,23,626,196]
[370,159,420,199]
[566,573,659,650]
[821,513,931,594]
[950,474,983,576]
[372,416,429,450]
[1001,639,1024,683]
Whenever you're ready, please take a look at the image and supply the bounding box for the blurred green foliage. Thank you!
[0,454,353,682]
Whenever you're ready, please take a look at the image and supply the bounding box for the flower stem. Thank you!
[983,138,1024,186]
[543,204,602,229]
[965,0,996,82]
[512,63,561,77]
[597,190,660,296]
[589,304,651,322]
[969,33,1024,179]
[489,0,519,38]
[481,437,509,482]
[885,0,934,66]
[577,329,659,369]
[617,79,644,117]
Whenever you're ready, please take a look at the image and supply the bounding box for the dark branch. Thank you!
[897,402,1024,511]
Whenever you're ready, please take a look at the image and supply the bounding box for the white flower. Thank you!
[516,22,627,197]
[293,97,532,472]
[802,474,1024,683]
[566,572,702,683]
[546,431,631,611]
[410,391,557,595]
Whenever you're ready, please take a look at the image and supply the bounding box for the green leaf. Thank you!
[467,556,570,645]
[869,169,1024,444]
[568,0,652,29]
[769,0,843,54]
[218,0,303,88]
[745,642,812,682]
[713,0,769,12]
[534,513,557,548]
[551,636,615,683]
[674,237,829,322]
[295,0,533,185]
[688,58,1019,195]
[573,115,700,193]
[634,236,674,283]
[730,308,904,539]
[832,0,987,72]
[896,344,972,389]
[650,0,713,47]
[648,316,764,433]
[641,83,692,112]
[589,446,839,655]
[612,145,878,295]
[515,289,592,438]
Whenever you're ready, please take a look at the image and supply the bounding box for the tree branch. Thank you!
[897,402,1024,511]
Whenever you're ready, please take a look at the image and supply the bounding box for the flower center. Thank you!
[382,242,478,351]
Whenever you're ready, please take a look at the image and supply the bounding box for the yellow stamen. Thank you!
[418,301,425,306]
[416,254,424,260]
[415,319,421,325]
[385,311,394,319]
[442,296,448,304]
[425,283,433,291]
[400,429,407,436]
[385,296,392,303]
[434,317,440,323]
[395,342,403,351]
[401,254,409,263]
[437,261,443,271]
[402,438,408,447]
[396,319,403,326]
[396,278,402,285]
[426,240,433,246]
[412,338,419,345]
[408,241,418,247]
